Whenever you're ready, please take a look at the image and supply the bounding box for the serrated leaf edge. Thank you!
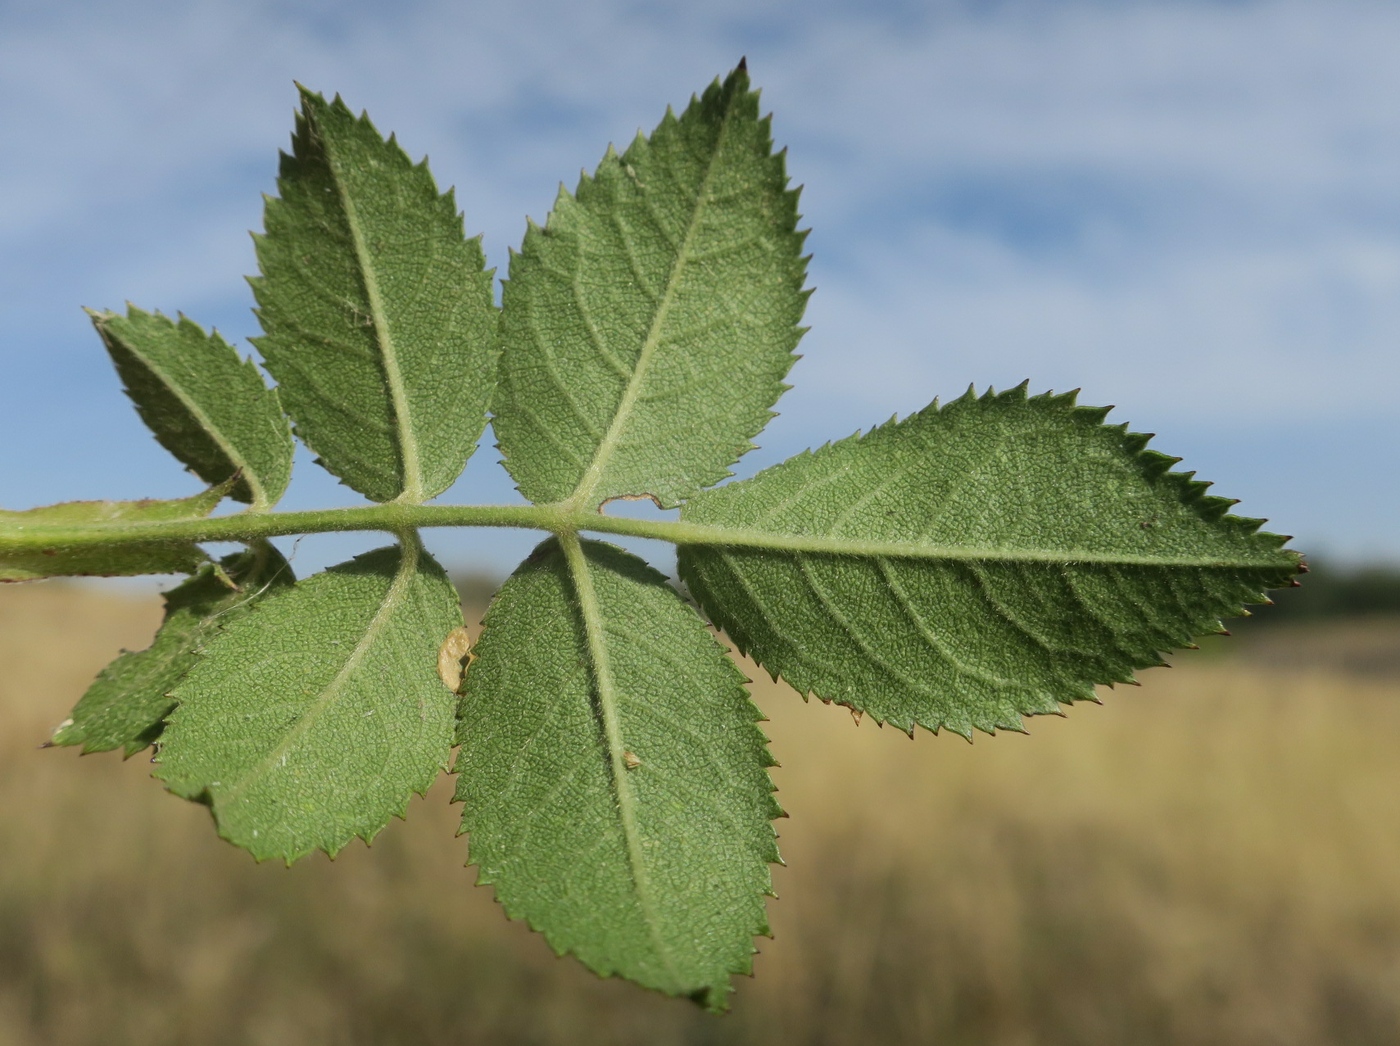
[679,382,1302,738]
[563,71,752,510]
[156,536,442,862]
[300,89,426,504]
[51,544,294,756]
[496,62,808,511]
[681,383,1299,566]
[455,536,782,1011]
[90,306,291,508]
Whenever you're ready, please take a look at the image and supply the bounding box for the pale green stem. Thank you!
[0,501,1294,569]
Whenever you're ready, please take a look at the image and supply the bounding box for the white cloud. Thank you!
[796,223,1400,430]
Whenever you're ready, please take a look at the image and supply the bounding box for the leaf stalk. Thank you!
[0,500,1299,571]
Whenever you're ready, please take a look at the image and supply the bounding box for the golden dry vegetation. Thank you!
[2,580,1399,1044]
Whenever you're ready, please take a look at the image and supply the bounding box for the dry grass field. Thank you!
[2,580,1399,1044]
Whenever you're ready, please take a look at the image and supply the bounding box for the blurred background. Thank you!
[2,0,1399,1042]
[3,580,1400,1044]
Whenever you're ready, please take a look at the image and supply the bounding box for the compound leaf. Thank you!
[678,385,1302,737]
[493,62,808,509]
[0,483,228,582]
[51,544,294,756]
[252,88,497,504]
[154,539,462,861]
[454,537,779,1011]
[92,306,294,507]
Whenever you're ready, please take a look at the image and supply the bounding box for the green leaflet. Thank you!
[51,544,294,756]
[15,66,1313,1012]
[454,537,780,1011]
[0,483,228,582]
[92,306,294,507]
[154,539,461,862]
[678,386,1301,737]
[493,62,808,509]
[252,88,498,504]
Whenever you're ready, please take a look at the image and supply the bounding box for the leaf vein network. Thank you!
[219,538,420,809]
[793,554,942,706]
[875,558,1027,692]
[534,331,610,441]
[560,534,682,985]
[570,282,635,381]
[322,125,423,500]
[564,86,737,510]
[606,208,664,304]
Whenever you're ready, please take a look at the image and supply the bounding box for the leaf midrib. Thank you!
[564,98,737,511]
[675,530,1280,567]
[558,533,682,987]
[110,327,270,509]
[217,539,419,808]
[318,109,424,503]
[1,502,1298,572]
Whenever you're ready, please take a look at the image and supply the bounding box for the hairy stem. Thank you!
[0,500,1295,570]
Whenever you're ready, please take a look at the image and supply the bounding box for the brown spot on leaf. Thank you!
[599,493,663,512]
[437,626,474,693]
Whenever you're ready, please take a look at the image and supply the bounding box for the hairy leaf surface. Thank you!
[155,540,461,861]
[0,484,227,582]
[493,63,808,508]
[454,538,779,1010]
[678,386,1301,736]
[52,544,294,756]
[252,89,497,503]
[93,306,294,507]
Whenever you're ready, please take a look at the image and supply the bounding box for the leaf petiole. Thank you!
[0,499,1298,572]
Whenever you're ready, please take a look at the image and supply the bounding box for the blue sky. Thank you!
[1,0,1396,578]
